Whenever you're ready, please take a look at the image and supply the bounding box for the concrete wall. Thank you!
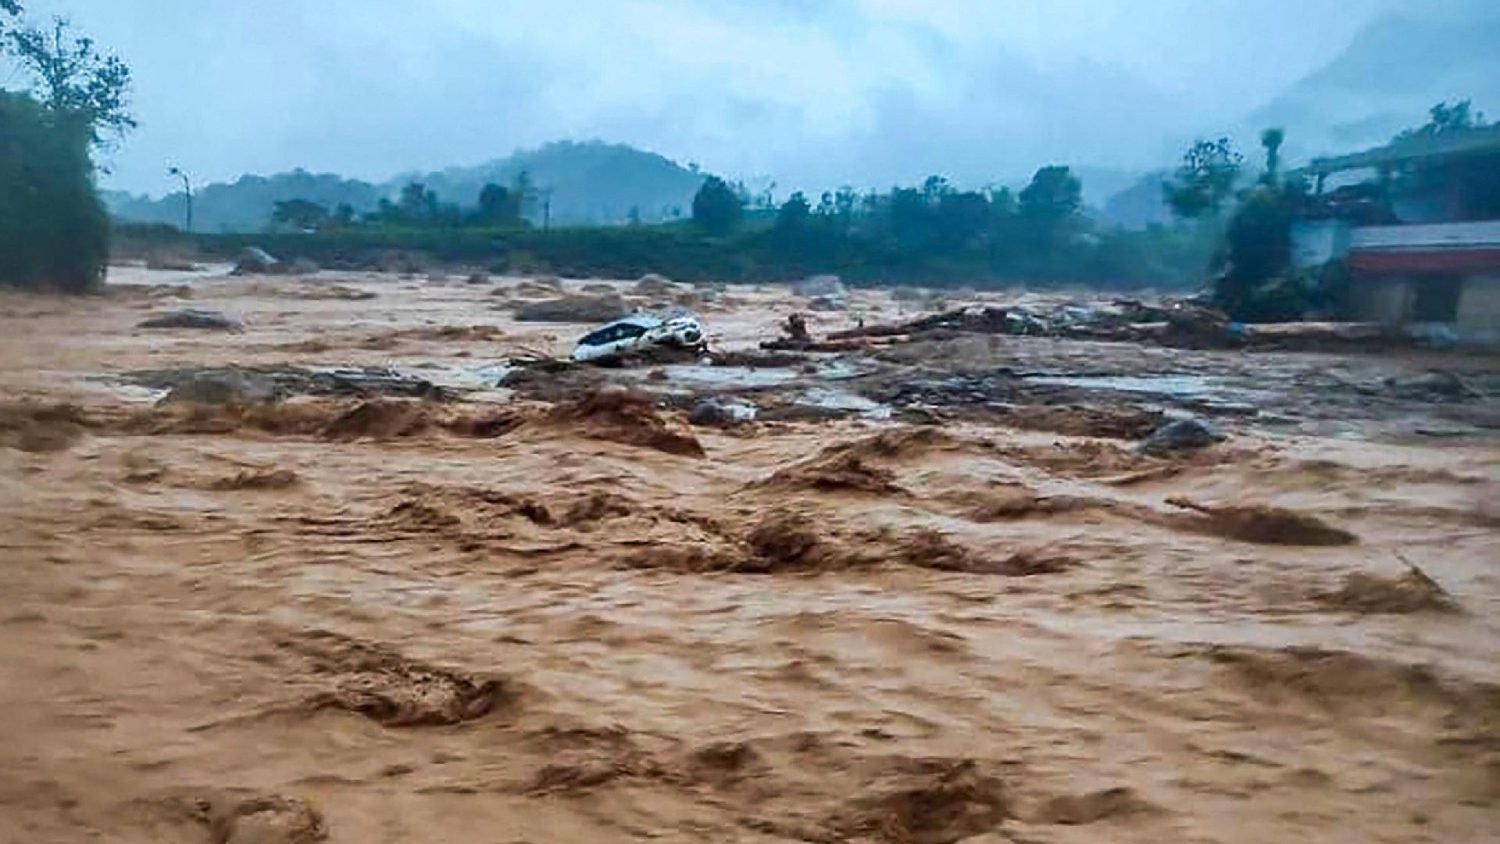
[1291,220,1351,269]
[1350,220,1500,250]
[1350,275,1412,323]
[1457,275,1500,342]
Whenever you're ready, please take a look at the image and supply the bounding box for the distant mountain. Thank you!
[399,141,706,226]
[1098,170,1173,230]
[106,141,708,232]
[1247,14,1500,160]
[1095,13,1500,229]
[104,170,384,233]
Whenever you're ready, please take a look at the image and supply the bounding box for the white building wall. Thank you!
[1290,220,1351,269]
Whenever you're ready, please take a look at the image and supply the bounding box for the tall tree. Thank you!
[1019,166,1082,221]
[691,176,742,235]
[6,15,135,144]
[396,182,435,221]
[475,182,520,226]
[776,191,811,232]
[1260,128,1285,179]
[1,4,129,292]
[0,90,107,292]
[1163,138,1241,219]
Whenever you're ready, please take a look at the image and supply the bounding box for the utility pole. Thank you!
[167,166,193,233]
[541,188,553,231]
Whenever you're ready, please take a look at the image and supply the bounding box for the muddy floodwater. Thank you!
[1,268,1498,843]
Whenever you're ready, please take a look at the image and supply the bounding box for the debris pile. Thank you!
[126,365,449,403]
[1139,418,1227,456]
[137,308,244,331]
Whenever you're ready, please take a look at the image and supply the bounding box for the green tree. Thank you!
[1260,128,1285,179]
[474,182,520,226]
[776,191,811,231]
[691,175,742,235]
[1018,165,1083,255]
[331,203,356,229]
[6,15,135,145]
[1,5,128,292]
[396,182,436,222]
[1163,138,1241,219]
[1019,166,1082,221]
[0,91,108,292]
[1211,180,1309,321]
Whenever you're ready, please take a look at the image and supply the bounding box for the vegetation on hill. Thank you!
[106,141,711,233]
[1247,14,1500,157]
[127,163,1215,290]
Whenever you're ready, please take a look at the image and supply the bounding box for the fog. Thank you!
[18,0,1499,196]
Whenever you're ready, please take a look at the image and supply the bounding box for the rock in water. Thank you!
[792,274,844,297]
[232,247,280,275]
[688,398,757,427]
[633,274,678,295]
[1139,418,1225,456]
[137,308,244,331]
[159,369,282,405]
[285,257,321,276]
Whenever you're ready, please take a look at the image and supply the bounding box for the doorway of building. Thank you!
[1410,274,1462,322]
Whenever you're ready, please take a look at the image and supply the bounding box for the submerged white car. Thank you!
[571,312,706,362]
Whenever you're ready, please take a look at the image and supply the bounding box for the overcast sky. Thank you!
[13,0,1494,195]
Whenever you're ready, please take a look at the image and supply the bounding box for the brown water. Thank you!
[1,269,1497,843]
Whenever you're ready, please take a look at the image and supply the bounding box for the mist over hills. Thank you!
[104,141,707,232]
[1245,14,1500,161]
[401,141,706,226]
[1098,12,1500,229]
[104,11,1498,235]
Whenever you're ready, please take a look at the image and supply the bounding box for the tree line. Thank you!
[677,167,1212,287]
[271,172,541,232]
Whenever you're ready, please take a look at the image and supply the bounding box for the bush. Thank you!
[0,91,108,292]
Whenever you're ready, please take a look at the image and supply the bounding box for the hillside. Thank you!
[104,170,384,234]
[1246,14,1500,159]
[106,142,708,232]
[400,141,706,226]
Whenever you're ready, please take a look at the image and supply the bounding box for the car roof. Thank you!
[602,314,662,329]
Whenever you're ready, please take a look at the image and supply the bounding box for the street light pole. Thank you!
[167,166,193,233]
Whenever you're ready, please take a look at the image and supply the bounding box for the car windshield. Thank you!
[580,321,648,346]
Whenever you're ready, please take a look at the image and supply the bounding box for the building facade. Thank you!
[1292,124,1500,342]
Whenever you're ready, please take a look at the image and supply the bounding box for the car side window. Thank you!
[580,326,616,346]
[615,323,648,340]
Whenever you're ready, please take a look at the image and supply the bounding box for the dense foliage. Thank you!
[0,91,108,291]
[124,162,1218,290]
[1,8,129,292]
[691,176,743,235]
